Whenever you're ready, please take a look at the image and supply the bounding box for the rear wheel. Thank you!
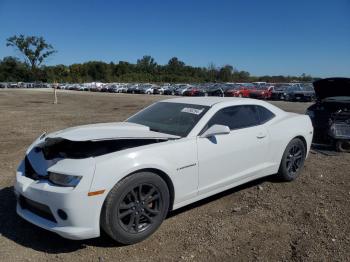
[101,172,170,244]
[277,138,306,181]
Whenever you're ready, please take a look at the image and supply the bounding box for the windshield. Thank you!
[127,102,210,137]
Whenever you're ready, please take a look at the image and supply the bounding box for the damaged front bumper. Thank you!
[14,154,105,240]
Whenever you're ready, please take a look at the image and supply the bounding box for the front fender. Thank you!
[90,138,198,205]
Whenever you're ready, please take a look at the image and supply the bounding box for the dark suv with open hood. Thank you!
[306,78,350,152]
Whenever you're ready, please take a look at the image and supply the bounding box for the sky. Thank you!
[0,0,349,77]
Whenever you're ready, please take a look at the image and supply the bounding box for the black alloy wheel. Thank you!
[285,145,303,176]
[118,184,161,233]
[101,172,169,244]
[278,138,306,181]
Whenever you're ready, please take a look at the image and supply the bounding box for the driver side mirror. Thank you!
[200,124,230,138]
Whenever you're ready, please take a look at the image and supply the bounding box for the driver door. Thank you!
[197,105,269,195]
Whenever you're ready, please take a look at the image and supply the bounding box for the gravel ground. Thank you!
[0,89,349,262]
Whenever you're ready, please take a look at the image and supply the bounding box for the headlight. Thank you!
[305,110,315,119]
[48,172,82,187]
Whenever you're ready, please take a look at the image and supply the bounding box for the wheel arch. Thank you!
[294,135,307,151]
[136,168,174,211]
[277,135,308,168]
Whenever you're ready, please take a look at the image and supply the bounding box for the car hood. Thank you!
[45,122,180,141]
[313,78,350,100]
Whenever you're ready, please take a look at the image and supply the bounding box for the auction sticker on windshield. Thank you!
[181,107,205,115]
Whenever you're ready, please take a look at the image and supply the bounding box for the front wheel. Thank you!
[335,140,350,152]
[101,172,170,244]
[277,138,306,181]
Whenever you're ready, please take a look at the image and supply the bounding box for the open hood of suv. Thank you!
[313,78,350,100]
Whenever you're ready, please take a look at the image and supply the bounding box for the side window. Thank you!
[206,105,260,131]
[256,105,275,124]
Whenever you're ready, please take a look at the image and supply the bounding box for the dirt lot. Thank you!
[0,89,349,262]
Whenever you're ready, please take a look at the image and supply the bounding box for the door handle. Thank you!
[257,133,266,139]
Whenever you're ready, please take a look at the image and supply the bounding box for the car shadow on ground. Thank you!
[0,175,280,254]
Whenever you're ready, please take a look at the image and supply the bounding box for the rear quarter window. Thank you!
[256,105,275,124]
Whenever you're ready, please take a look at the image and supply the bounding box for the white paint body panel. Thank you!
[15,97,313,240]
[46,122,179,141]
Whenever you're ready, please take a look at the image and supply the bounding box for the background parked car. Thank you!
[163,85,177,95]
[203,84,232,97]
[183,86,205,96]
[204,85,224,97]
[224,83,254,97]
[127,84,141,94]
[0,82,8,88]
[270,85,289,100]
[249,84,273,99]
[109,84,128,93]
[174,85,190,95]
[157,85,170,95]
[138,84,155,94]
[284,85,315,102]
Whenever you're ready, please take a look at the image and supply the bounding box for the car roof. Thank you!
[162,97,269,107]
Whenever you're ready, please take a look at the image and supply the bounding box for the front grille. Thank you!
[19,195,57,223]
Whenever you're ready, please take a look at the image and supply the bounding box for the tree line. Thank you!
[0,35,314,83]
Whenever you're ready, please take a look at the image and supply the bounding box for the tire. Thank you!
[335,140,350,153]
[101,172,170,244]
[238,93,243,98]
[277,138,306,181]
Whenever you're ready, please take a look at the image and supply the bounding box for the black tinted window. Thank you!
[256,106,275,124]
[206,105,260,130]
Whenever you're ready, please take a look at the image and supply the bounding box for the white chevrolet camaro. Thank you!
[15,97,313,244]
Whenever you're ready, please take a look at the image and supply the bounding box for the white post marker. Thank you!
[53,82,58,104]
